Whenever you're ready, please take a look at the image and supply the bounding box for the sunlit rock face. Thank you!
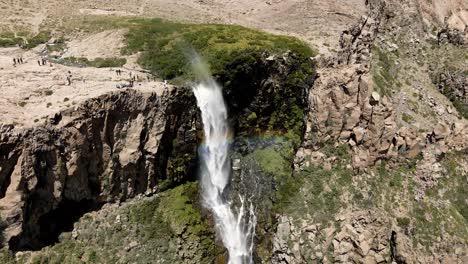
[0,89,199,250]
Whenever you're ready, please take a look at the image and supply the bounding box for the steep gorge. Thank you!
[0,0,466,263]
[0,50,315,260]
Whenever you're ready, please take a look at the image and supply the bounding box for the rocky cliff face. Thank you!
[298,0,467,169]
[0,50,315,262]
[0,0,466,263]
[0,88,199,250]
[272,0,467,263]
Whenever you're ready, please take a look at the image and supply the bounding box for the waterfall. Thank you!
[192,56,256,264]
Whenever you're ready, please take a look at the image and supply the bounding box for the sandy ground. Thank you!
[0,0,368,54]
[1,0,465,128]
[62,30,127,59]
[0,0,368,128]
[1,0,465,50]
[0,46,168,128]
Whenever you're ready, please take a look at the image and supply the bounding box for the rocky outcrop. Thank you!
[282,0,468,263]
[299,0,467,169]
[271,207,467,264]
[437,27,466,45]
[0,88,199,250]
[301,0,408,168]
[430,68,468,118]
[433,70,467,103]
[271,211,393,264]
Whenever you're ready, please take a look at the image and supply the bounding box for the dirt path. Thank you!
[0,46,168,128]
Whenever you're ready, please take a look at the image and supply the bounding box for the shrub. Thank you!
[397,217,411,227]
[0,38,17,47]
[63,57,126,68]
[25,31,50,49]
[122,18,315,80]
[372,45,399,97]
[402,113,414,123]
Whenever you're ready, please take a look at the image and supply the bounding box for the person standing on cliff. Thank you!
[66,71,72,86]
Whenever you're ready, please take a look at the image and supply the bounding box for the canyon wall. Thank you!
[0,88,199,250]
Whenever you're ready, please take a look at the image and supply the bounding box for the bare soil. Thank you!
[0,45,168,128]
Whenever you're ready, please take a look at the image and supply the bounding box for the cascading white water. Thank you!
[192,57,256,264]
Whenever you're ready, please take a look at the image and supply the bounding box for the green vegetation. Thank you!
[24,31,50,49]
[47,37,67,53]
[63,57,127,68]
[0,183,215,264]
[321,143,351,160]
[158,183,215,255]
[275,143,352,222]
[372,45,399,97]
[120,18,315,80]
[397,217,411,227]
[440,87,468,119]
[249,140,296,210]
[64,17,314,147]
[402,113,414,123]
[431,150,468,221]
[276,144,466,256]
[0,32,22,47]
[294,164,352,222]
[0,31,52,48]
[425,41,467,119]
[0,249,15,263]
[347,150,467,252]
[0,38,18,47]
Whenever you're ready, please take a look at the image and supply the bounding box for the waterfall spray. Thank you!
[192,55,256,264]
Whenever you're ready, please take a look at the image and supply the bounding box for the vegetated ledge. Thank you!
[118,17,317,145]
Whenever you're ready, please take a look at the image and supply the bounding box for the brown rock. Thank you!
[370,92,380,105]
[433,123,451,140]
[353,127,366,143]
[0,89,199,249]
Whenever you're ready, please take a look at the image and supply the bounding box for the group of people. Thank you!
[115,70,139,89]
[12,57,25,66]
[114,69,165,90]
[37,57,48,66]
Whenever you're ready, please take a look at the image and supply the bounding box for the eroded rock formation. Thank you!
[0,88,199,250]
[299,0,467,169]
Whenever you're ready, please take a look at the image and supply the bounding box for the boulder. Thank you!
[433,123,451,140]
[370,92,380,106]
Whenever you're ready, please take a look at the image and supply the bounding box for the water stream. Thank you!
[192,57,256,264]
